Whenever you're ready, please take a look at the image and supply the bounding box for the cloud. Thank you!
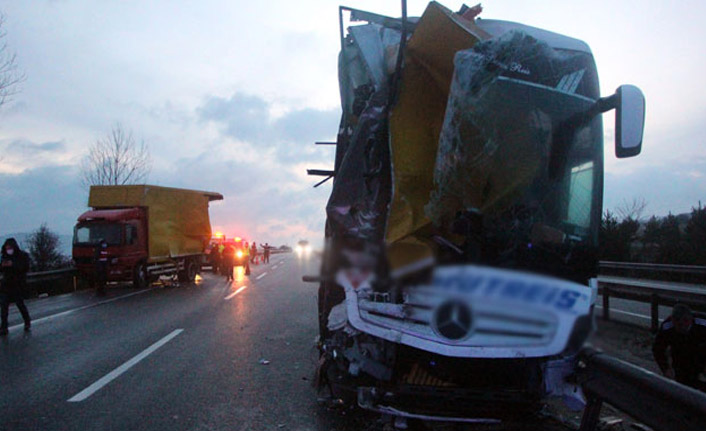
[197,92,340,163]
[0,164,86,235]
[604,155,706,217]
[198,93,270,142]
[2,138,66,154]
[0,138,69,173]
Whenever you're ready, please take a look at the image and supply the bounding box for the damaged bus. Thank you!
[310,1,645,423]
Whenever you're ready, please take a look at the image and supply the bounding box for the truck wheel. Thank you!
[133,263,149,289]
[178,260,198,283]
[186,261,198,282]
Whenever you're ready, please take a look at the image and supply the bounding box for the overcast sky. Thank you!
[0,0,704,247]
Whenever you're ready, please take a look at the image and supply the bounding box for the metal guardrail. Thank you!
[26,267,76,283]
[600,261,706,275]
[269,249,291,255]
[1,267,78,296]
[0,267,75,283]
[598,275,706,331]
[577,346,706,431]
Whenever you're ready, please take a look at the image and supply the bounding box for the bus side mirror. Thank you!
[614,85,645,158]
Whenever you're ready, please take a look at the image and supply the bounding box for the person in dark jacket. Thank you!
[0,238,32,334]
[261,243,271,264]
[250,242,258,264]
[653,304,706,390]
[222,243,235,281]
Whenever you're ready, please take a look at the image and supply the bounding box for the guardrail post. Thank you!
[603,287,610,321]
[579,396,603,431]
[651,293,659,332]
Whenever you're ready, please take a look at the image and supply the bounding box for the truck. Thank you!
[312,2,645,423]
[72,185,223,288]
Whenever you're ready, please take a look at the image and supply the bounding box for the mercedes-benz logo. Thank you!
[432,300,473,341]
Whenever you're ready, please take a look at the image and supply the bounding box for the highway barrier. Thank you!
[578,346,706,431]
[0,267,82,297]
[597,261,706,331]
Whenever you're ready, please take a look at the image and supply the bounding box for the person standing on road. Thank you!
[211,244,221,275]
[243,242,251,276]
[93,239,109,296]
[217,242,226,276]
[261,243,271,263]
[0,238,32,335]
[222,242,235,281]
[653,304,706,390]
[250,242,258,264]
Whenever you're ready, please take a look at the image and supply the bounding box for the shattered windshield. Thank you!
[427,33,603,254]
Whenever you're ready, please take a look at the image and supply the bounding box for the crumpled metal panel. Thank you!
[326,88,391,241]
[385,2,489,246]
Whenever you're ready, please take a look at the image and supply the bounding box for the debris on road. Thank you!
[258,358,270,365]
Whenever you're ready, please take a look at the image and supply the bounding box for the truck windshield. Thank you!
[73,223,123,246]
[428,47,603,281]
[490,77,603,242]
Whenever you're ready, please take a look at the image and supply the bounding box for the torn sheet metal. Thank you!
[326,87,391,241]
[348,24,403,89]
[326,18,402,242]
[543,356,586,411]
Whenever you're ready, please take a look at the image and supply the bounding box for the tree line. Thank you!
[600,201,706,265]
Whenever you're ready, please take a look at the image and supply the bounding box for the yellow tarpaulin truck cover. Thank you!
[386,2,490,269]
[88,185,223,262]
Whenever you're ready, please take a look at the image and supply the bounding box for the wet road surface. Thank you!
[1,255,574,431]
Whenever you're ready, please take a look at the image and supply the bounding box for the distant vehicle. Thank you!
[296,240,311,256]
[72,185,223,287]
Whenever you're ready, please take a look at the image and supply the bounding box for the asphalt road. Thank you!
[1,254,353,431]
[0,255,612,431]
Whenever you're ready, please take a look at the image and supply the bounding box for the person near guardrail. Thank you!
[0,238,32,335]
[652,304,706,390]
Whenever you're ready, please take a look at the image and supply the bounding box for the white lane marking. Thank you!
[68,329,184,402]
[595,306,652,321]
[224,285,248,300]
[256,272,267,280]
[271,265,279,270]
[8,289,152,332]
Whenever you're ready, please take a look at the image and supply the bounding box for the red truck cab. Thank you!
[72,207,147,284]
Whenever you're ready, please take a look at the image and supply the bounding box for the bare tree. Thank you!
[81,123,152,187]
[0,13,25,108]
[615,197,648,221]
[27,224,66,271]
